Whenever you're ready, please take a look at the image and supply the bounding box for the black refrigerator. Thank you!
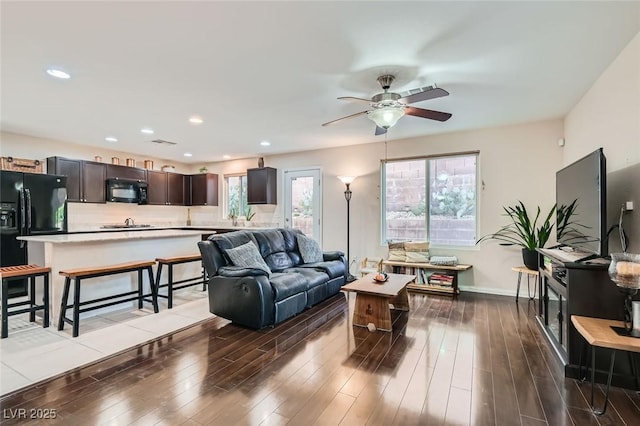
[0,170,67,297]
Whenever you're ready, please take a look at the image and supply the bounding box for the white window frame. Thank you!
[223,173,248,218]
[380,151,480,249]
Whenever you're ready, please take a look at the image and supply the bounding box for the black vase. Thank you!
[522,248,539,270]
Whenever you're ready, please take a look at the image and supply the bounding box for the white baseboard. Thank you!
[459,284,538,299]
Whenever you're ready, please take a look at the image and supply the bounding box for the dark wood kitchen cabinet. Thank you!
[167,173,185,205]
[106,164,146,181]
[189,173,218,206]
[146,170,167,205]
[47,157,106,203]
[147,171,185,205]
[247,167,277,204]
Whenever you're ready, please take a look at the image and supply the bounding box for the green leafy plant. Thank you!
[556,199,586,242]
[476,201,556,250]
[245,205,256,221]
[198,166,208,173]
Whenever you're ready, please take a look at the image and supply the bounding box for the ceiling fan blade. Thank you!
[338,96,372,103]
[405,106,452,122]
[321,110,368,127]
[375,126,387,136]
[400,87,449,104]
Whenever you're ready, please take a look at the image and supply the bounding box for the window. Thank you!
[225,175,248,217]
[382,153,478,246]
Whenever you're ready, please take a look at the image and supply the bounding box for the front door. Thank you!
[283,168,322,245]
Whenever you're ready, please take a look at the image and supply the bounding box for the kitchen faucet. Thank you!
[124,217,135,226]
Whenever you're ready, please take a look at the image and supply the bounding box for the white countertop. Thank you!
[67,225,276,233]
[17,229,205,244]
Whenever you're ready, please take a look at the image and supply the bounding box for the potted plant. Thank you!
[198,166,208,173]
[245,205,256,222]
[229,207,238,226]
[476,201,556,270]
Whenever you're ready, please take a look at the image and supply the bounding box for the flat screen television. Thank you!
[556,148,607,257]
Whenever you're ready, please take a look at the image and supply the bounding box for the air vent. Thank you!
[400,85,436,98]
[148,139,178,146]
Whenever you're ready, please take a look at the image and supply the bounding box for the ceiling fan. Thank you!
[322,75,452,135]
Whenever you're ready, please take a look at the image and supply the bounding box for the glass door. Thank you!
[283,168,322,244]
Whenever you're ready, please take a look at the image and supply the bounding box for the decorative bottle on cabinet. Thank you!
[186,208,192,226]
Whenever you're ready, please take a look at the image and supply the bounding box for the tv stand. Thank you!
[536,248,637,390]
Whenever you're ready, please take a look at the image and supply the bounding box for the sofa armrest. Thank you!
[218,266,269,278]
[323,250,345,261]
[207,275,275,329]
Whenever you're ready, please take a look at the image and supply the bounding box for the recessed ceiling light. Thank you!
[189,116,203,125]
[105,136,118,143]
[222,155,231,159]
[141,128,154,134]
[46,68,70,79]
[183,152,193,157]
[260,141,271,146]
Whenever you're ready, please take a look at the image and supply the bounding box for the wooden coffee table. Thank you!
[342,273,415,331]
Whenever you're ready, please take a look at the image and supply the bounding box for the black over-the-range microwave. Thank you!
[106,178,148,204]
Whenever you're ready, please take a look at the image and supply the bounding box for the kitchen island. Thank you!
[18,230,205,325]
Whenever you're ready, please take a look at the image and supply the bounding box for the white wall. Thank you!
[564,32,640,170]
[564,32,640,253]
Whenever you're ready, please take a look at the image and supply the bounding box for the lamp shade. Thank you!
[338,176,356,185]
[367,106,405,128]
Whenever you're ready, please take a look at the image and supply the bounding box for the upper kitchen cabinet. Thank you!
[190,173,218,206]
[247,167,277,204]
[106,164,146,181]
[46,157,106,203]
[146,170,167,205]
[147,171,186,205]
[167,173,185,205]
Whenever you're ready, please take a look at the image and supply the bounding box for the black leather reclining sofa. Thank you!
[198,228,347,329]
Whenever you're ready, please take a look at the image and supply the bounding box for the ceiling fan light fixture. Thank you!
[367,106,405,129]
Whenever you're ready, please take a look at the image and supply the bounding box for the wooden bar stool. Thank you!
[512,266,539,303]
[0,264,51,338]
[58,261,157,337]
[154,254,206,309]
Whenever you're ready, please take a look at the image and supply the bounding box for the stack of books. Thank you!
[428,273,454,287]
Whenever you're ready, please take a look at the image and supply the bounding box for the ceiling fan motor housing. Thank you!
[371,92,401,104]
[377,75,395,90]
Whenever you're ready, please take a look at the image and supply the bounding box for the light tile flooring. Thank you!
[0,287,211,396]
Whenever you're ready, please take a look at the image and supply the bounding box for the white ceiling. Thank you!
[2,1,639,164]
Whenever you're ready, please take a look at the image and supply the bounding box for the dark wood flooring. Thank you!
[1,292,639,425]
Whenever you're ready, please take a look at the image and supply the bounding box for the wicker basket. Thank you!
[0,157,44,173]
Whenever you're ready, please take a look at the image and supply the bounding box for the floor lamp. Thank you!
[338,176,356,282]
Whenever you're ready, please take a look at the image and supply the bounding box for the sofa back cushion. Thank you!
[253,229,294,272]
[280,228,304,266]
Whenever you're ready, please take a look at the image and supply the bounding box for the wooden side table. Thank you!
[571,315,640,415]
[511,266,538,303]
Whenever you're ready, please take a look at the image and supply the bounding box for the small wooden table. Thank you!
[342,273,415,331]
[511,266,539,303]
[571,315,640,415]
